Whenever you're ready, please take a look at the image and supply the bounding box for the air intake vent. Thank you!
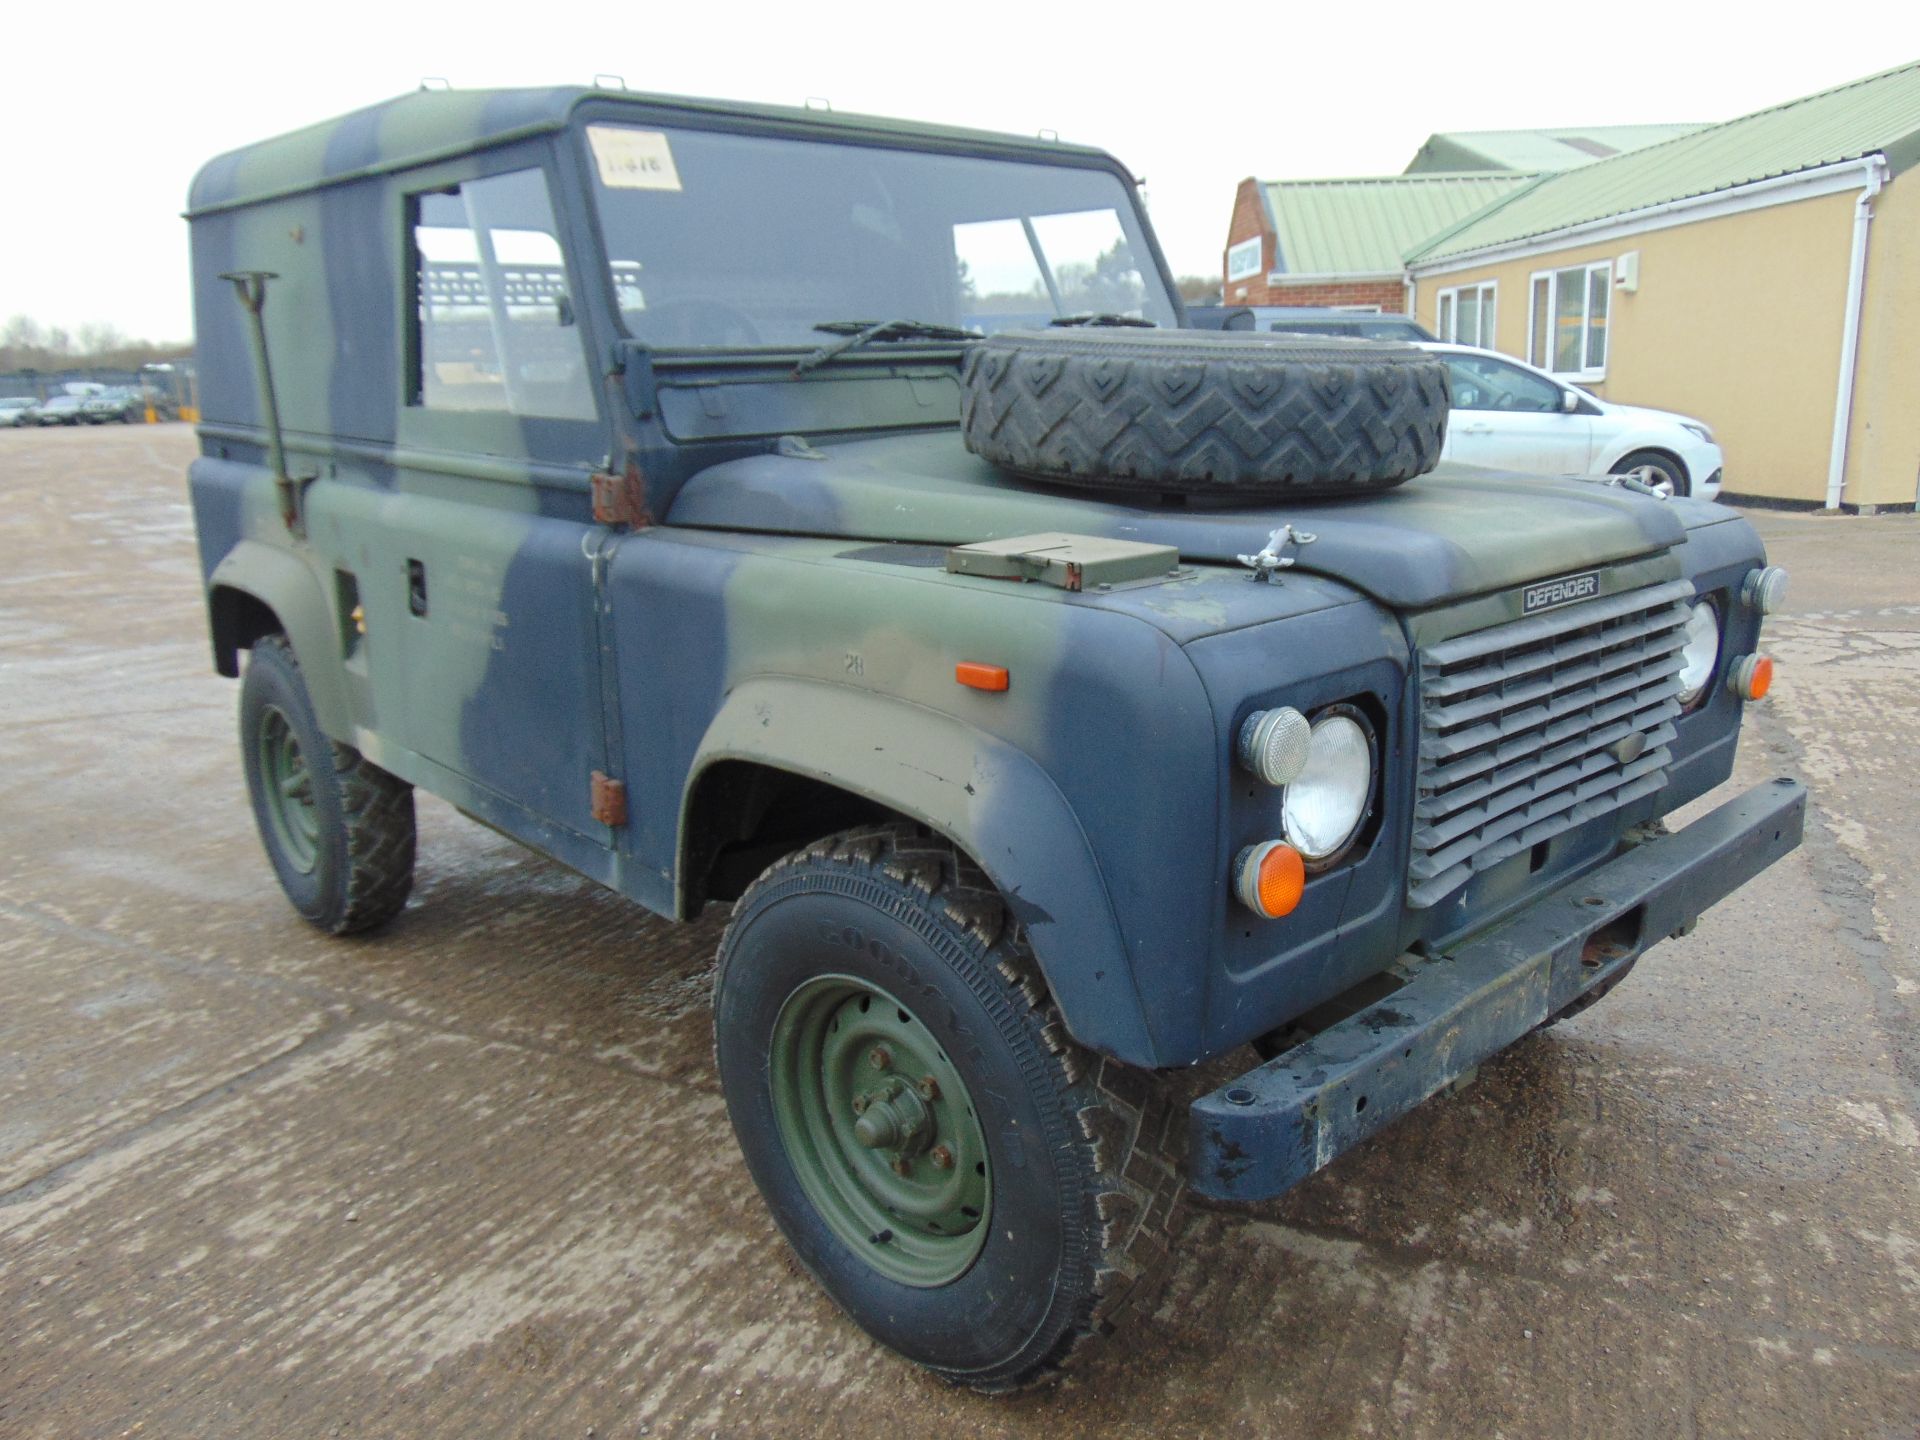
[1409,579,1692,908]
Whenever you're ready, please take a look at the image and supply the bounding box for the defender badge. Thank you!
[1522,570,1600,615]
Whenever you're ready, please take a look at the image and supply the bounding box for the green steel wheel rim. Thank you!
[770,974,992,1288]
[258,704,319,874]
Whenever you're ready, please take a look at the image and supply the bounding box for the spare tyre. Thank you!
[959,328,1450,499]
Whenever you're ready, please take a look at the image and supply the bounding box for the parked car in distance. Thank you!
[0,396,39,427]
[1188,304,1437,342]
[81,388,142,424]
[33,395,88,426]
[1417,343,1723,499]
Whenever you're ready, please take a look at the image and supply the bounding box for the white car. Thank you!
[1417,342,1723,500]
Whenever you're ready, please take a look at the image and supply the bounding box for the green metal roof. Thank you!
[1403,125,1703,174]
[1260,172,1535,275]
[1410,61,1920,265]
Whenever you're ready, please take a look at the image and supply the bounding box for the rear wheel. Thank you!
[239,636,415,934]
[714,824,1186,1391]
[1612,449,1689,498]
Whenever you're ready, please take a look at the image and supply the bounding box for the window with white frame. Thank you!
[1435,281,1495,348]
[1528,261,1610,377]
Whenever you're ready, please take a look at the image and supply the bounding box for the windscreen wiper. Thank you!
[1048,313,1157,329]
[791,319,982,378]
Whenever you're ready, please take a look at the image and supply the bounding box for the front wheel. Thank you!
[239,636,415,934]
[714,825,1186,1391]
[1612,449,1690,498]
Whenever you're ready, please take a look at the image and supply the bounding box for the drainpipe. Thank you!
[1824,155,1887,511]
[1402,270,1415,319]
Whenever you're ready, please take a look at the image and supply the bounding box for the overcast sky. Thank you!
[4,1,1915,342]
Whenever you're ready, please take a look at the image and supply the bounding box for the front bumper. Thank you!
[1190,777,1806,1202]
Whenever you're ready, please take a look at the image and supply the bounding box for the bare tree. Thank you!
[0,317,192,379]
[77,321,127,355]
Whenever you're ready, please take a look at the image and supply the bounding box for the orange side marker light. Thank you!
[1235,841,1306,919]
[955,662,1010,693]
[1735,654,1774,701]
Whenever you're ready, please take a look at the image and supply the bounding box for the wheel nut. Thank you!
[930,1145,954,1170]
[918,1075,940,1102]
[868,1046,892,1071]
[891,1156,913,1177]
[851,1094,870,1115]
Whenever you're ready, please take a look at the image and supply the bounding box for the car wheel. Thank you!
[1612,449,1689,499]
[713,824,1186,1391]
[240,635,415,934]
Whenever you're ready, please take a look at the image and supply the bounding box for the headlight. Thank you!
[1681,421,1715,444]
[1676,599,1721,706]
[1281,709,1375,862]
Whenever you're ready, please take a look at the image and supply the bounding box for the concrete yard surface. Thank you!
[1,424,1916,1438]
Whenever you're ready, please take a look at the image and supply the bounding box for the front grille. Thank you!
[1408,578,1693,908]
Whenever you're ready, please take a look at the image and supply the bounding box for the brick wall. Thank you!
[1256,278,1408,311]
[1222,179,1271,304]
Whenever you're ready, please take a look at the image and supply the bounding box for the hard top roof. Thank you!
[188,85,1119,217]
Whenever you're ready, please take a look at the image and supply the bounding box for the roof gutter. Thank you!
[1824,155,1888,511]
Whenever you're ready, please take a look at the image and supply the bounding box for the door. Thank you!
[367,159,613,839]
[1441,352,1595,475]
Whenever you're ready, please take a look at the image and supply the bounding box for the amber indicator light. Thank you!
[955,662,1010,692]
[1236,840,1307,919]
[1256,844,1306,918]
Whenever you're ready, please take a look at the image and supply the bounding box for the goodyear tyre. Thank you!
[239,636,416,935]
[713,824,1186,1391]
[960,327,1450,498]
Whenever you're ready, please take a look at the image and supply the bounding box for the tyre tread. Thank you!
[959,328,1449,499]
[719,821,1187,1391]
[251,636,415,935]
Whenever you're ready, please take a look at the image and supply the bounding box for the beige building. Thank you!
[1404,62,1920,512]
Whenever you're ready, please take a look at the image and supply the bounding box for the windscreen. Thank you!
[581,122,1177,348]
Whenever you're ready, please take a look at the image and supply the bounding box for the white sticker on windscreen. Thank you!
[587,127,683,191]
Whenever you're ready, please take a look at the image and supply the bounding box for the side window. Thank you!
[954,218,1051,332]
[1527,261,1610,377]
[1448,355,1562,413]
[410,168,596,421]
[1436,281,1496,347]
[951,206,1154,333]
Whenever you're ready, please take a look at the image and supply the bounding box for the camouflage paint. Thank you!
[186,88,1774,1069]
[666,432,1699,611]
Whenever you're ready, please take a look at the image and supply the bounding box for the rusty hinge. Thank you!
[591,460,652,529]
[590,771,629,827]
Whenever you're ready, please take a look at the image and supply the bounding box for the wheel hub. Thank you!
[770,974,992,1287]
[258,705,319,874]
[852,1080,934,1154]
